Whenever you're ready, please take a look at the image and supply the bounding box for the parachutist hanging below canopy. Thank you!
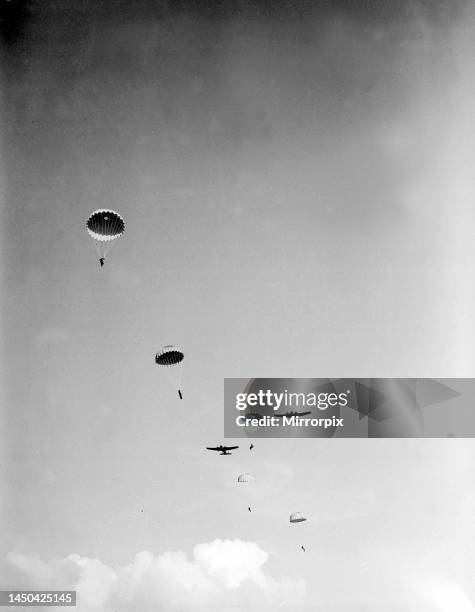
[290,514,308,551]
[155,345,184,399]
[86,209,125,267]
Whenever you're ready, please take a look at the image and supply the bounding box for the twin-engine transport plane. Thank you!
[206,445,239,456]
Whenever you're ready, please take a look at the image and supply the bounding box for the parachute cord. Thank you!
[95,241,105,263]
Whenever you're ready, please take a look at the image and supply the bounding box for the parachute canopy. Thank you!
[155,346,184,367]
[86,209,125,242]
[290,512,307,523]
[155,345,184,399]
[237,473,254,483]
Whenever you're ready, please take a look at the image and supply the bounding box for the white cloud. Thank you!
[194,539,267,589]
[6,540,305,612]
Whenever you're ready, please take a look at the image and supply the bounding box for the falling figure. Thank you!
[99,257,105,267]
[248,507,252,513]
[249,443,254,450]
[178,390,183,400]
[301,546,306,552]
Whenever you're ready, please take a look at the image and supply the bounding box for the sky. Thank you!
[1,0,475,610]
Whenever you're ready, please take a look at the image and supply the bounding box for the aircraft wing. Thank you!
[206,447,221,451]
[224,446,239,450]
[298,411,311,416]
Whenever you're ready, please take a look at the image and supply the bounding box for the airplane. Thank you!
[206,445,239,456]
[274,411,312,418]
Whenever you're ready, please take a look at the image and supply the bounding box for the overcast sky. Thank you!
[1,1,475,610]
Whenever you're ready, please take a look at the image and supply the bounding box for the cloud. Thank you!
[193,539,266,589]
[6,540,305,611]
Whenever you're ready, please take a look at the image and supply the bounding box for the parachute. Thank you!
[237,473,255,513]
[155,345,184,399]
[290,512,307,523]
[290,512,307,551]
[86,209,125,266]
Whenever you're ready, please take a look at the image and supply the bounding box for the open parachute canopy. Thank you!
[86,209,125,241]
[86,209,125,266]
[237,473,254,483]
[155,345,185,399]
[155,345,184,367]
[290,512,307,523]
